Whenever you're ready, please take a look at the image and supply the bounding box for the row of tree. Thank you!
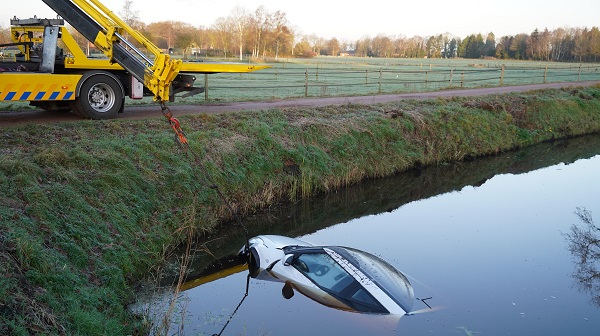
[114,1,295,60]
[354,28,600,62]
[1,1,599,63]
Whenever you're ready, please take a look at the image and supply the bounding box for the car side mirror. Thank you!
[282,282,294,299]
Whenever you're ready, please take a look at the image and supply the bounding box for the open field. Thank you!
[1,57,600,111]
[184,57,600,103]
[89,57,600,106]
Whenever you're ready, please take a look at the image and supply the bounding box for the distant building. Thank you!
[340,50,356,57]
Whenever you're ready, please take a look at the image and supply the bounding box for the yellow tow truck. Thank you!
[0,0,268,119]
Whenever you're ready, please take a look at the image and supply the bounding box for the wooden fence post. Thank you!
[578,64,582,81]
[544,65,548,84]
[365,70,368,85]
[378,68,382,94]
[461,71,464,88]
[449,69,454,87]
[204,74,208,100]
[500,64,505,85]
[305,69,308,97]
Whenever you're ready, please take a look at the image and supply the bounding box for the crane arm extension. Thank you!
[40,0,181,102]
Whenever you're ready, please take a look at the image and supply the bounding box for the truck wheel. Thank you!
[72,74,124,120]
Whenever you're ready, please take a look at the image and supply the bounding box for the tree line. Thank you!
[1,1,599,63]
[355,28,600,62]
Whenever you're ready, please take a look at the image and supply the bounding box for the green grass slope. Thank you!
[1,86,599,334]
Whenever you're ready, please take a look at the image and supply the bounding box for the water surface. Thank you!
[143,135,600,335]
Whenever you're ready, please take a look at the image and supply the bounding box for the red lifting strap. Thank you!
[169,117,188,147]
[161,102,189,148]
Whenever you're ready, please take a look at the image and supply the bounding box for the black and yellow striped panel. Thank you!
[0,73,81,101]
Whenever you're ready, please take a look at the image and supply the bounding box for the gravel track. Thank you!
[1,81,598,127]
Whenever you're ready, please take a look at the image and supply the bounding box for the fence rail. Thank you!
[3,58,599,108]
[196,61,600,102]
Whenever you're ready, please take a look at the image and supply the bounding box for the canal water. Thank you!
[140,134,600,336]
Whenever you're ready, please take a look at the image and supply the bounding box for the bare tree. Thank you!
[393,35,408,58]
[249,6,269,58]
[212,17,233,58]
[306,34,325,55]
[339,39,353,54]
[538,29,551,61]
[120,0,142,29]
[146,21,176,50]
[271,10,292,59]
[294,36,315,58]
[326,38,340,56]
[572,28,590,62]
[355,37,372,57]
[550,28,567,61]
[230,6,250,61]
[589,27,600,62]
[0,25,10,45]
[373,35,393,57]
[174,24,199,59]
[88,3,600,62]
[564,207,600,308]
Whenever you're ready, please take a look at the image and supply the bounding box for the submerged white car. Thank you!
[244,235,417,315]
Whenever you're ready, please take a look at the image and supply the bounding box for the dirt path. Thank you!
[1,81,599,127]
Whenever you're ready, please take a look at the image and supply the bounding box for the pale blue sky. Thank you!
[4,0,599,41]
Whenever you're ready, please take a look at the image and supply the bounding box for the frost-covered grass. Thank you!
[2,57,599,111]
[192,57,600,102]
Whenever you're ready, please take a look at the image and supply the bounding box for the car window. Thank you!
[350,288,384,312]
[293,252,346,292]
[333,247,414,313]
[292,252,387,313]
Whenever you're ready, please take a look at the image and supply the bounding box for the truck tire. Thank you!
[72,73,124,120]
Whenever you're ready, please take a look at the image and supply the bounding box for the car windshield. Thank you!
[292,251,388,313]
[329,246,414,314]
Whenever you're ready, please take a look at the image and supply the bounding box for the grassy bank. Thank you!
[1,86,600,334]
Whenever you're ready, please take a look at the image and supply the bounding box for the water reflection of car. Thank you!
[244,235,416,315]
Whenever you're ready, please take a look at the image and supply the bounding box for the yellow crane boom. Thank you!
[0,0,268,119]
[42,0,181,102]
